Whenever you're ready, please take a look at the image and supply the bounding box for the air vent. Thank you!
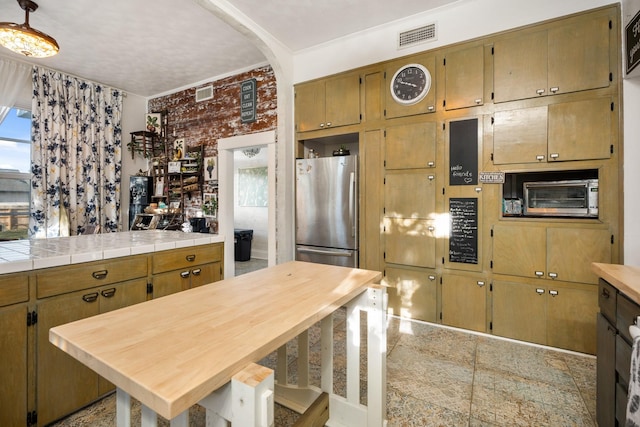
[398,23,437,49]
[195,85,213,102]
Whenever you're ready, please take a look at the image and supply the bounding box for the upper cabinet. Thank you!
[385,122,437,170]
[444,44,485,110]
[295,72,361,132]
[493,11,611,103]
[385,54,437,119]
[493,96,614,164]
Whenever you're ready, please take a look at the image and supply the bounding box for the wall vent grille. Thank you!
[398,23,437,49]
[195,85,214,102]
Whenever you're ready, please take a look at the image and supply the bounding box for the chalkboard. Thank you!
[449,197,478,264]
[449,118,478,185]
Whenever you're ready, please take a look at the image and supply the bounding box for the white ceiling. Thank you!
[0,0,459,97]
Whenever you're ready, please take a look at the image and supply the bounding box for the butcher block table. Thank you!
[49,261,386,427]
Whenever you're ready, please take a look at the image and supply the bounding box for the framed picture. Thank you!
[202,193,217,218]
[204,156,218,181]
[174,138,184,159]
[145,113,162,135]
[168,161,181,173]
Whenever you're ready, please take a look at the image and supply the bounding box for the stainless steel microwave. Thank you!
[523,179,598,218]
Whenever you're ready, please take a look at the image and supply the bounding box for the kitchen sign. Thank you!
[479,171,505,184]
[240,78,257,123]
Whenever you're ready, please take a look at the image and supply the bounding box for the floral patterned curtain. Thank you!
[29,67,123,237]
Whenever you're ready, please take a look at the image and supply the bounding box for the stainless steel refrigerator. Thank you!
[295,155,358,267]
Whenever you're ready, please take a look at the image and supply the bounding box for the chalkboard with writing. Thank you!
[449,118,478,185]
[449,197,478,264]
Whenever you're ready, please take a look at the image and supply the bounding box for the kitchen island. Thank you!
[592,263,640,427]
[50,261,386,426]
[0,231,225,426]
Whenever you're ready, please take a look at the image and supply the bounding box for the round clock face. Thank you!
[390,63,431,105]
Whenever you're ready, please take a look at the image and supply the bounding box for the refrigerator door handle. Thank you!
[349,171,356,238]
[296,246,354,257]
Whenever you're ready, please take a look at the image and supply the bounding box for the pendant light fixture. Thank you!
[0,0,59,58]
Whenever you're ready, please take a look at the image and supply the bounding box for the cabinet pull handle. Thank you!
[319,123,325,128]
[82,292,99,303]
[428,275,436,281]
[549,290,559,297]
[428,175,435,181]
[550,87,559,93]
[92,270,108,280]
[180,271,191,278]
[601,288,610,298]
[536,288,545,295]
[536,155,545,161]
[427,105,435,111]
[326,122,332,127]
[186,254,196,262]
[428,226,435,232]
[549,153,559,160]
[536,89,545,95]
[477,281,485,287]
[548,272,558,279]
[535,271,544,277]
[101,288,116,298]
[474,98,482,104]
[192,268,201,276]
[427,161,435,167]
[475,187,482,193]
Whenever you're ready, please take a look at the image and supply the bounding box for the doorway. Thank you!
[217,131,276,278]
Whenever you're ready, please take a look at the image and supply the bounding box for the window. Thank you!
[0,107,31,240]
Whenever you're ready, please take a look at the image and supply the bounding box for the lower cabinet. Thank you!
[383,265,437,322]
[492,280,597,354]
[36,278,148,426]
[441,273,487,333]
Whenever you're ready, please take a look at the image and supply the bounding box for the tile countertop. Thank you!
[0,231,225,275]
[592,262,640,305]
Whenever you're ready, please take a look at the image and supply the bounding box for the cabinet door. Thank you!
[547,97,612,162]
[385,54,437,119]
[547,285,598,354]
[361,130,384,272]
[190,262,222,288]
[0,304,28,426]
[493,106,547,164]
[325,73,361,128]
[295,80,326,132]
[384,218,436,268]
[385,122,437,170]
[492,281,546,345]
[493,30,548,103]
[384,171,436,219]
[383,266,437,322]
[596,313,616,427]
[547,14,610,96]
[37,290,100,426]
[441,273,487,332]
[364,72,383,122]
[444,44,484,110]
[153,270,190,298]
[492,224,546,278]
[546,227,611,284]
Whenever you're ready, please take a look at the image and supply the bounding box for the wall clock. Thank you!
[390,63,431,105]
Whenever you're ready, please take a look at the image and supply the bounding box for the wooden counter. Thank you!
[592,262,640,305]
[49,261,383,422]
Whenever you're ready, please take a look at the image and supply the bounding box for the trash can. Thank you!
[234,229,253,261]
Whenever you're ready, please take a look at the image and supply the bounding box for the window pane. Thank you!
[0,107,31,240]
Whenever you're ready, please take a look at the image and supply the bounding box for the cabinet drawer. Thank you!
[598,278,616,323]
[618,294,640,344]
[616,334,632,386]
[152,244,222,274]
[0,274,29,307]
[36,255,148,298]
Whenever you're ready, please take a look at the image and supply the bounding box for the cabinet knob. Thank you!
[82,292,99,303]
[475,187,482,193]
[549,289,559,297]
[536,155,545,161]
[601,288,610,298]
[320,123,325,128]
[536,288,545,295]
[477,281,485,287]
[180,271,191,278]
[550,87,559,93]
[535,271,544,277]
[326,122,332,127]
[427,161,435,167]
[192,268,201,276]
[549,153,559,160]
[428,105,435,111]
[428,175,435,181]
[186,254,196,262]
[475,98,482,104]
[536,89,545,95]
[428,275,436,281]
[92,270,108,280]
[548,272,558,279]
[428,226,435,232]
[101,288,116,298]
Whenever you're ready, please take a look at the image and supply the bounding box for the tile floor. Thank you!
[51,261,596,427]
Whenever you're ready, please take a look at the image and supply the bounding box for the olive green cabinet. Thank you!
[441,272,488,333]
[383,266,437,322]
[444,44,485,110]
[385,122,437,170]
[384,54,437,119]
[493,9,611,103]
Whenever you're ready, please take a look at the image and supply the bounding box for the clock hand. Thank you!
[399,81,417,87]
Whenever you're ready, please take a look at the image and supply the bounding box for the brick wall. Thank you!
[147,65,277,209]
